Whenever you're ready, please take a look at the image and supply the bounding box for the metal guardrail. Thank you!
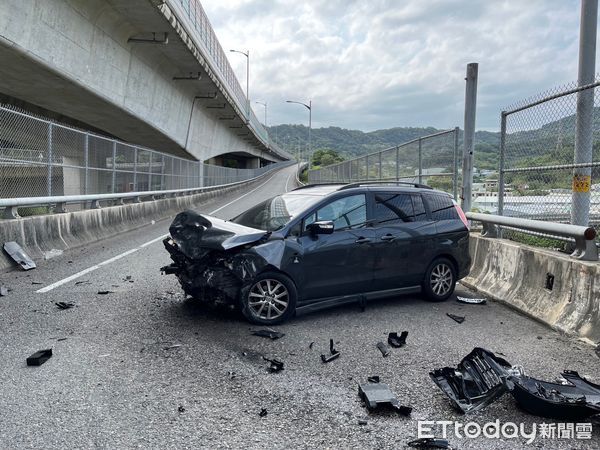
[1,162,294,219]
[466,212,598,261]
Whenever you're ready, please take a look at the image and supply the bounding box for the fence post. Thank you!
[498,112,507,218]
[378,152,382,179]
[161,155,165,190]
[461,62,478,212]
[111,142,117,193]
[47,123,53,196]
[147,153,152,191]
[418,138,423,184]
[133,147,138,191]
[396,146,400,181]
[453,127,459,200]
[365,155,369,180]
[84,133,89,195]
[572,0,598,226]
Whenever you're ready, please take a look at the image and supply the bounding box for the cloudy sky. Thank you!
[202,0,584,132]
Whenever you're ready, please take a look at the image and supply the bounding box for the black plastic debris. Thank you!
[228,371,236,380]
[178,406,185,413]
[358,419,368,426]
[367,376,380,383]
[430,348,514,414]
[26,349,52,366]
[596,344,600,360]
[376,342,389,357]
[259,408,268,417]
[252,329,285,340]
[264,357,284,373]
[3,242,36,270]
[388,331,408,348]
[55,302,75,310]
[430,347,600,419]
[309,342,314,350]
[446,313,465,324]
[358,382,412,415]
[407,438,453,449]
[320,339,340,363]
[456,296,486,305]
[0,285,8,296]
[97,290,114,295]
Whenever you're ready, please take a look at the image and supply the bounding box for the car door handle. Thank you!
[380,234,396,242]
[355,237,371,244]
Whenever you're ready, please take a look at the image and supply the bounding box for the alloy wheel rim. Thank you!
[248,279,289,320]
[430,263,453,296]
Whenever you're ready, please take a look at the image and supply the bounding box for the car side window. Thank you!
[373,193,415,225]
[303,194,367,231]
[427,194,459,220]
[412,194,428,221]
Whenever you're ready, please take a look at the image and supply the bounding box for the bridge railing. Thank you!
[0,104,292,212]
[168,0,291,160]
[307,128,460,199]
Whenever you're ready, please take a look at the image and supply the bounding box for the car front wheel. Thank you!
[241,272,297,325]
[422,257,456,302]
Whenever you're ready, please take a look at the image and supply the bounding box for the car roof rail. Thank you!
[338,181,433,190]
[291,183,346,191]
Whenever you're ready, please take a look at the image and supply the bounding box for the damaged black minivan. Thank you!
[162,182,471,325]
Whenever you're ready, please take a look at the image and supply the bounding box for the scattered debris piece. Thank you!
[264,357,284,373]
[57,338,67,342]
[259,408,268,417]
[55,302,75,310]
[74,280,90,285]
[31,281,43,285]
[43,249,63,260]
[430,347,600,419]
[97,290,114,295]
[0,285,8,296]
[228,371,236,380]
[178,405,185,413]
[446,313,465,324]
[98,354,111,358]
[309,342,314,350]
[165,344,182,350]
[358,419,368,426]
[456,296,486,305]
[367,376,380,384]
[376,342,389,357]
[407,437,454,449]
[596,343,600,359]
[124,275,132,281]
[252,329,285,340]
[320,339,340,363]
[3,242,36,270]
[26,349,52,366]
[388,331,408,348]
[358,381,412,415]
[537,336,543,340]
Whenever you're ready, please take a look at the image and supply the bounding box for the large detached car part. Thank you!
[430,348,600,419]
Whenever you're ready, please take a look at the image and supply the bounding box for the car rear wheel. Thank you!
[241,272,297,325]
[422,257,456,302]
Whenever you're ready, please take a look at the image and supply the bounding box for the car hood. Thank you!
[169,210,269,259]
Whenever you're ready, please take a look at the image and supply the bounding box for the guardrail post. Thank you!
[453,127,459,200]
[84,133,89,196]
[2,206,20,220]
[47,123,53,196]
[396,146,400,181]
[111,141,117,194]
[418,138,422,184]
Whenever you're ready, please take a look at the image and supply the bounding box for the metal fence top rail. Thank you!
[504,79,600,115]
[309,128,458,172]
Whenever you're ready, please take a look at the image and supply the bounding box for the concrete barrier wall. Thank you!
[0,174,278,273]
[462,234,600,344]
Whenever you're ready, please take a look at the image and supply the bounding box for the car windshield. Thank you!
[232,193,322,231]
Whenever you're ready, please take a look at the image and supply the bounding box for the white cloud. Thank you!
[202,0,583,131]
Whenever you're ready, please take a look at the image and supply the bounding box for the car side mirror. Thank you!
[307,221,334,235]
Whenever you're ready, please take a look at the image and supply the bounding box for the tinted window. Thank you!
[304,194,367,231]
[373,193,415,224]
[427,194,459,221]
[413,195,428,221]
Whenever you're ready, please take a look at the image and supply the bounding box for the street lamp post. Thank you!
[254,101,267,127]
[286,99,312,167]
[229,49,250,123]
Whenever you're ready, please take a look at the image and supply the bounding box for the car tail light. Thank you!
[453,200,470,230]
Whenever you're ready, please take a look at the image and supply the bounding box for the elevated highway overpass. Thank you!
[0,0,289,167]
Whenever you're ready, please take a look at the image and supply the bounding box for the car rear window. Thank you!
[426,193,459,221]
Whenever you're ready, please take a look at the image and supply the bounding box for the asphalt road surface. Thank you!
[1,165,599,449]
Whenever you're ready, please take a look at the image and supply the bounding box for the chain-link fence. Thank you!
[0,104,290,200]
[489,79,600,236]
[307,128,460,198]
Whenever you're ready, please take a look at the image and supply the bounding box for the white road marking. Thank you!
[285,170,293,192]
[37,170,287,293]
